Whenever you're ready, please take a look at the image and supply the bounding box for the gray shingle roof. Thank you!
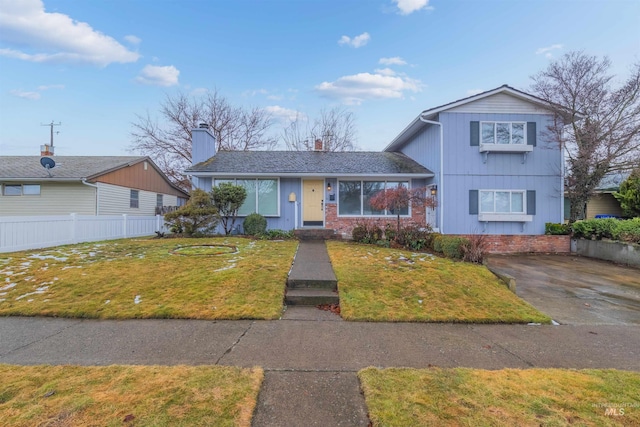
[0,156,147,180]
[186,151,433,176]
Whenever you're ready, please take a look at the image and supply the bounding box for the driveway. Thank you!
[487,254,640,325]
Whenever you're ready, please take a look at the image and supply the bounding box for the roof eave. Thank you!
[185,172,434,179]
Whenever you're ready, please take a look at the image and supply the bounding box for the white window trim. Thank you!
[479,189,529,221]
[213,177,281,217]
[337,179,412,218]
[480,121,527,145]
[130,189,140,209]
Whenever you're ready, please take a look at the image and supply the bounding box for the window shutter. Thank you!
[527,122,537,146]
[470,121,479,146]
[469,190,479,214]
[527,190,536,215]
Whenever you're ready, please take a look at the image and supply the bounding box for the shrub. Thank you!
[461,234,487,263]
[351,220,384,244]
[432,234,444,253]
[258,229,295,240]
[611,217,640,244]
[164,189,218,237]
[572,218,618,240]
[613,168,640,218]
[545,222,570,235]
[243,213,267,236]
[395,224,433,251]
[211,183,247,235]
[441,236,468,259]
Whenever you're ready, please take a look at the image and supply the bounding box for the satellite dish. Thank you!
[40,156,56,177]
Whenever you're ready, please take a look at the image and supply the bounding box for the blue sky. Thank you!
[1,0,639,156]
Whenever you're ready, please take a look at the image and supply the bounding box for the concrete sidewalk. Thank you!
[2,313,639,426]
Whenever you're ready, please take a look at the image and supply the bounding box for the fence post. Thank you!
[122,214,128,238]
[70,213,77,243]
[156,214,162,232]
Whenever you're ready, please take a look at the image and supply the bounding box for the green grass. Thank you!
[327,241,551,323]
[0,237,297,320]
[359,367,640,426]
[0,364,262,427]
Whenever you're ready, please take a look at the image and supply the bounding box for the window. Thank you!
[23,184,41,195]
[480,190,525,214]
[3,185,22,196]
[214,178,279,216]
[481,122,526,145]
[338,180,410,216]
[130,190,139,208]
[156,194,163,208]
[2,184,40,196]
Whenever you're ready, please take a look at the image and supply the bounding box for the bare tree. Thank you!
[130,89,276,191]
[531,52,640,222]
[283,107,358,151]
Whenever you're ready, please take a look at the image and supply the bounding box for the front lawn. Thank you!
[0,364,262,427]
[0,237,297,320]
[327,241,550,323]
[359,367,640,426]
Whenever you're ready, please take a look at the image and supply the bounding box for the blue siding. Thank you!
[400,123,441,178]
[438,112,562,234]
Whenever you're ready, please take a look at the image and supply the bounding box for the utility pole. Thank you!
[40,121,61,156]
[41,121,61,146]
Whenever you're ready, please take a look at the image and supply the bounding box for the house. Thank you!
[0,156,188,216]
[564,172,629,220]
[185,85,566,242]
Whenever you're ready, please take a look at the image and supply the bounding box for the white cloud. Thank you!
[124,35,141,45]
[37,84,65,91]
[467,89,484,96]
[0,0,140,67]
[374,68,397,76]
[265,106,306,123]
[9,83,64,100]
[135,65,180,86]
[10,90,40,100]
[379,56,407,66]
[393,0,431,15]
[316,71,423,105]
[536,44,563,58]
[338,32,370,48]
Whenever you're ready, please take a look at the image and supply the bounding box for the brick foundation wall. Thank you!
[460,234,571,254]
[324,204,426,238]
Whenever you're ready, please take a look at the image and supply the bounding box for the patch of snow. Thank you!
[29,254,68,262]
[3,271,14,276]
[0,292,6,296]
[418,300,423,304]
[16,286,49,300]
[89,252,96,257]
[105,300,110,304]
[0,299,5,302]
[27,299,33,302]
[61,266,83,270]
[527,323,542,326]
[551,320,560,325]
[134,295,141,304]
[214,264,236,272]
[0,283,17,291]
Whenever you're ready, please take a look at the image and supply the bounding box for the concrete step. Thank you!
[287,278,338,290]
[285,289,340,306]
[294,229,339,241]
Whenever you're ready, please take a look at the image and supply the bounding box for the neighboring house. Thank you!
[0,156,189,216]
[564,172,628,220]
[186,85,564,236]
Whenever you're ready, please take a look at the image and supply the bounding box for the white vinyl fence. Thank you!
[0,214,167,253]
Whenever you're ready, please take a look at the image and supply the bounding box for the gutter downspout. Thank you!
[81,179,99,215]
[418,115,444,234]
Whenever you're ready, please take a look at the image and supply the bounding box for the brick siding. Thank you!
[459,234,571,254]
[324,203,427,238]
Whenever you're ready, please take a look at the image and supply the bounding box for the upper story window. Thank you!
[213,178,279,216]
[338,180,410,216]
[481,122,526,145]
[130,190,139,208]
[156,194,163,208]
[2,184,40,196]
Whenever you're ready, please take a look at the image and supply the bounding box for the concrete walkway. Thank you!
[287,240,337,285]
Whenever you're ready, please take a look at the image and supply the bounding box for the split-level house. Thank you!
[186,85,566,247]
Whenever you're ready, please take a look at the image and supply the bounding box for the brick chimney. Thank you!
[314,139,323,151]
[40,144,54,156]
[191,123,216,165]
